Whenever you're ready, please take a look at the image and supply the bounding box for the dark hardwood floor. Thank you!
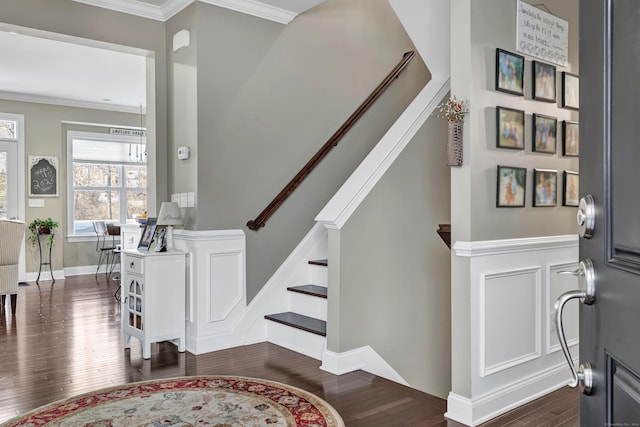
[0,275,578,426]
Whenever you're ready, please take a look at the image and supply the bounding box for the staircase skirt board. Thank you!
[287,284,328,298]
[264,312,326,336]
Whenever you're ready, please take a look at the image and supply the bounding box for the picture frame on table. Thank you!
[563,171,579,207]
[561,72,579,110]
[496,165,527,208]
[532,60,557,102]
[562,121,579,156]
[137,220,157,251]
[532,113,557,154]
[533,168,558,207]
[495,48,525,96]
[496,106,525,150]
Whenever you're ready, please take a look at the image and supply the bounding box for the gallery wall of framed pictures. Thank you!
[494,47,579,209]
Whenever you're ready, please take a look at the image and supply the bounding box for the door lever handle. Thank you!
[554,258,596,395]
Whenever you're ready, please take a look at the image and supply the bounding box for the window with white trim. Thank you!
[67,131,147,236]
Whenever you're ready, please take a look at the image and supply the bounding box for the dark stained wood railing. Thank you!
[247,51,416,231]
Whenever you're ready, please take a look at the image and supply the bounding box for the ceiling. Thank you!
[0,0,324,114]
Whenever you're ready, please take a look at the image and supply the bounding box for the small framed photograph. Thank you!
[532,113,557,154]
[533,169,558,207]
[562,121,579,156]
[495,48,525,96]
[561,72,579,110]
[496,106,525,150]
[532,60,557,102]
[497,165,527,208]
[563,171,579,207]
[137,222,157,251]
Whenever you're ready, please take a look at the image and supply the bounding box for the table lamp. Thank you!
[156,202,183,251]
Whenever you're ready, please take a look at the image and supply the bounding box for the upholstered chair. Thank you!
[0,220,26,315]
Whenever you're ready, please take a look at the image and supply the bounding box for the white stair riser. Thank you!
[289,292,327,321]
[308,264,328,286]
[266,321,326,360]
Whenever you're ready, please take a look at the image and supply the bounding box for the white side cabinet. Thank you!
[121,249,186,359]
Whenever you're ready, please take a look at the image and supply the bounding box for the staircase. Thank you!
[264,259,328,359]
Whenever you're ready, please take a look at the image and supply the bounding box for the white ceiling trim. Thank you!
[0,91,143,114]
[200,0,296,24]
[72,0,169,21]
[72,0,300,23]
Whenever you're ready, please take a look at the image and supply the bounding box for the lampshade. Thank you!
[157,202,183,226]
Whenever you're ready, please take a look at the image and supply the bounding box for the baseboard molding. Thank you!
[320,346,409,386]
[24,269,65,282]
[445,364,571,426]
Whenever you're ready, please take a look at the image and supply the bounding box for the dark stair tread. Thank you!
[287,285,328,298]
[308,259,328,266]
[264,312,326,336]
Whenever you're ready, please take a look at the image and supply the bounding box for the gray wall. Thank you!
[452,0,579,243]
[0,99,140,272]
[169,0,430,302]
[328,114,451,398]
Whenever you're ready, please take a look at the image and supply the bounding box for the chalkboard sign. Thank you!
[29,156,58,197]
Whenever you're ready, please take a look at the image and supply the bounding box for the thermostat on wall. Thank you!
[177,146,190,160]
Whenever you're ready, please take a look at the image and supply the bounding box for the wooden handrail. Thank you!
[247,51,416,231]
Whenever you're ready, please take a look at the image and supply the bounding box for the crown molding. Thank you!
[72,0,325,24]
[72,0,173,21]
[0,91,142,114]
[200,0,296,24]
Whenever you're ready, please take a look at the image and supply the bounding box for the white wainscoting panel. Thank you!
[174,230,247,355]
[481,268,541,377]
[208,251,244,322]
[447,235,578,426]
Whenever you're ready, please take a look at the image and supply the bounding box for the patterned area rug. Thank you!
[3,376,345,426]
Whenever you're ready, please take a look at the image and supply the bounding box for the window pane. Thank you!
[127,190,147,220]
[74,163,121,187]
[0,120,17,139]
[74,190,120,223]
[125,165,147,188]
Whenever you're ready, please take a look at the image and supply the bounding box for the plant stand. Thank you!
[36,231,54,284]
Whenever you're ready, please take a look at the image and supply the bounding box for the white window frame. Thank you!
[67,130,146,242]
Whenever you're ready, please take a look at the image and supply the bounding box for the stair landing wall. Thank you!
[326,113,451,399]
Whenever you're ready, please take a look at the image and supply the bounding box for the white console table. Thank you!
[121,249,186,359]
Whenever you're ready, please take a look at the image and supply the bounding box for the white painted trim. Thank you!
[71,0,320,24]
[479,267,542,377]
[64,264,102,277]
[71,0,178,21]
[453,235,578,257]
[201,0,296,24]
[0,91,143,114]
[24,270,65,282]
[315,77,450,229]
[320,346,409,386]
[445,363,572,426]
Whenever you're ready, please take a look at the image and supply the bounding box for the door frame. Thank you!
[0,112,26,281]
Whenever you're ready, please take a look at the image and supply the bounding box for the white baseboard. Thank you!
[24,269,65,282]
[445,364,571,426]
[320,346,409,386]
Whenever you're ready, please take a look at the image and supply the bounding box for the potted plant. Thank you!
[28,217,59,247]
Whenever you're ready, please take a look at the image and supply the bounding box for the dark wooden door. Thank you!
[578,0,640,424]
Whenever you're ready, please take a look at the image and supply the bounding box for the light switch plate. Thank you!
[29,199,45,207]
